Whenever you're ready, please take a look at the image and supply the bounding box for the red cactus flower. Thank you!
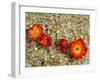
[39,34,52,47]
[69,38,87,60]
[28,23,44,41]
[58,39,68,54]
[59,39,67,48]
[60,47,67,53]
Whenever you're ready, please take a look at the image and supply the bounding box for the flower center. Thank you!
[33,26,40,34]
[76,47,79,51]
[74,45,81,54]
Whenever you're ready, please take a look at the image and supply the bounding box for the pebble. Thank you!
[34,47,38,51]
[56,30,60,33]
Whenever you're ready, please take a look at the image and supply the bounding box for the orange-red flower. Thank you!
[28,23,44,41]
[69,38,87,59]
[39,34,52,47]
